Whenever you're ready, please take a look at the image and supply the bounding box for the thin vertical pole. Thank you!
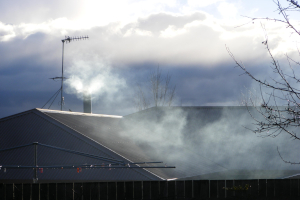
[132,181,134,199]
[61,41,65,111]
[33,142,38,183]
[209,180,210,199]
[192,180,194,199]
[13,183,14,200]
[225,180,226,198]
[266,179,267,197]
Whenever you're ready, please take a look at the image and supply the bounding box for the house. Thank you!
[1,106,300,183]
[0,109,161,183]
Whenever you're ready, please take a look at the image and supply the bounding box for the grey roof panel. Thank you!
[0,109,160,182]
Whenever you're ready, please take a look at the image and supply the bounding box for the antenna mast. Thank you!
[50,35,89,111]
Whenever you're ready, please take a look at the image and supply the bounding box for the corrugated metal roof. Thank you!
[0,109,160,182]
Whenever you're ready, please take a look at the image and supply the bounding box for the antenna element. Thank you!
[49,35,89,111]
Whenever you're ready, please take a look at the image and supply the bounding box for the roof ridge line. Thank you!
[37,108,123,118]
[280,173,300,179]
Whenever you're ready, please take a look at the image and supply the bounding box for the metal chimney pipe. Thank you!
[83,91,92,113]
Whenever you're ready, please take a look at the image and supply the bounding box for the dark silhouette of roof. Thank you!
[0,109,161,183]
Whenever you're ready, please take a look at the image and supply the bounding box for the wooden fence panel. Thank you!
[40,183,48,200]
[291,179,298,197]
[32,184,39,200]
[185,180,193,199]
[176,181,185,199]
[0,183,4,200]
[91,182,99,200]
[134,182,142,199]
[282,179,291,197]
[150,181,159,200]
[143,181,151,200]
[225,180,233,198]
[275,179,290,197]
[57,183,66,200]
[248,179,258,197]
[107,182,116,200]
[168,181,175,199]
[23,183,31,199]
[267,179,275,197]
[234,180,244,198]
[124,182,133,200]
[217,180,225,198]
[258,179,266,197]
[49,183,56,200]
[274,179,283,197]
[116,182,124,200]
[14,184,22,200]
[73,183,82,200]
[193,180,209,199]
[159,181,168,199]
[83,182,91,200]
[99,182,107,200]
[66,183,73,200]
[5,184,13,200]
[23,184,31,200]
[209,180,218,198]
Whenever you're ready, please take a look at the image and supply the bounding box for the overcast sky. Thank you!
[1,0,299,118]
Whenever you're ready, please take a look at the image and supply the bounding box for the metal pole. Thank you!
[33,142,38,183]
[48,36,88,110]
[61,41,65,111]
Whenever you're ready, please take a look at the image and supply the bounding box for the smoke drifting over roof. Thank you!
[121,106,300,179]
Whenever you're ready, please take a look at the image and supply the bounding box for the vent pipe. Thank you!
[83,91,92,113]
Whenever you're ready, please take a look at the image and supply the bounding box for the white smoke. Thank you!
[119,106,300,179]
[65,59,126,101]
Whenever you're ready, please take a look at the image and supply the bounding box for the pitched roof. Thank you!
[0,109,161,183]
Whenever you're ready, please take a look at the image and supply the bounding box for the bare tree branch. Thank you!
[134,85,150,111]
[228,0,300,163]
[135,65,176,111]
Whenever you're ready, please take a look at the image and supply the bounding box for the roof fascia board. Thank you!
[37,108,123,118]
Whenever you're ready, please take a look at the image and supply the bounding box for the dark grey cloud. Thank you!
[0,10,291,119]
[122,63,260,107]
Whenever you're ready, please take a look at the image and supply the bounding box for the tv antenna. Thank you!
[47,35,89,111]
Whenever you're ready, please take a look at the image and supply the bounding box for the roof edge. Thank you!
[37,108,123,118]
[0,108,38,122]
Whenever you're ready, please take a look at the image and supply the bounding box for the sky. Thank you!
[1,0,300,118]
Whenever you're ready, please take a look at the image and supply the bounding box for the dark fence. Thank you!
[0,179,299,199]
